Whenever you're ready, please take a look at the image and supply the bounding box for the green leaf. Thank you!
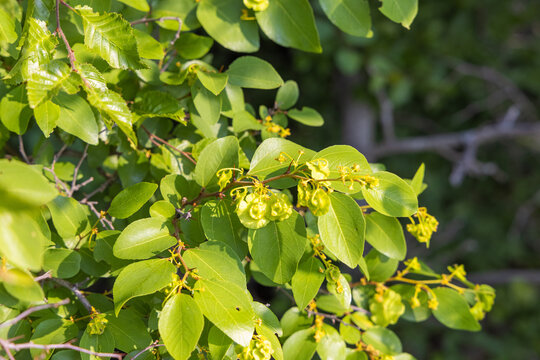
[80,327,115,360]
[361,171,418,217]
[282,328,318,360]
[378,0,418,29]
[319,0,371,37]
[43,248,81,278]
[287,107,324,127]
[276,80,299,110]
[47,196,91,240]
[365,249,398,282]
[317,326,347,360]
[365,212,406,260]
[327,273,352,309]
[113,259,176,315]
[150,200,176,219]
[291,257,325,310]
[0,8,17,43]
[362,326,402,355]
[280,307,313,338]
[432,287,481,331]
[30,319,78,357]
[318,193,365,268]
[410,163,426,195]
[133,90,185,123]
[85,85,136,145]
[133,29,164,60]
[113,217,176,259]
[152,0,199,31]
[6,18,57,84]
[160,174,201,208]
[0,84,32,134]
[106,309,153,352]
[256,0,321,53]
[252,302,283,337]
[183,241,246,288]
[54,93,99,146]
[391,284,430,322]
[108,182,158,219]
[34,100,59,137]
[77,5,145,69]
[194,136,239,188]
[0,210,46,271]
[117,0,149,12]
[200,200,247,258]
[175,33,214,60]
[221,84,245,118]
[232,110,263,133]
[27,60,75,108]
[312,145,371,193]
[196,0,259,53]
[207,326,233,360]
[196,71,228,96]
[248,211,307,284]
[1,268,44,302]
[193,278,255,347]
[0,159,57,209]
[249,138,315,180]
[227,56,283,89]
[159,293,204,360]
[192,80,222,125]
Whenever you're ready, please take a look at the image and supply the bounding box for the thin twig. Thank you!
[56,0,77,72]
[80,176,116,203]
[306,310,363,331]
[34,271,52,282]
[50,279,92,313]
[141,125,196,164]
[0,299,70,330]
[85,201,115,230]
[130,17,182,47]
[17,136,30,163]
[131,340,164,360]
[0,339,123,360]
[68,144,89,196]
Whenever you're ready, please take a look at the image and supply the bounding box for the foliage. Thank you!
[0,1,496,360]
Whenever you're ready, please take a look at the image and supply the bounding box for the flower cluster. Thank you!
[297,180,331,216]
[243,0,269,12]
[370,287,405,327]
[234,184,293,229]
[337,165,378,191]
[263,115,290,138]
[88,308,108,335]
[406,207,439,247]
[238,335,274,360]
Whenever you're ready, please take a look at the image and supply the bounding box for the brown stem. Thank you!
[141,125,197,165]
[56,0,77,72]
[0,340,123,360]
[68,144,88,197]
[130,17,182,47]
[0,299,70,329]
[50,278,92,313]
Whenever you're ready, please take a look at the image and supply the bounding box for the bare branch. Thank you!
[55,0,77,72]
[34,271,52,282]
[131,340,164,360]
[85,201,114,230]
[0,299,70,330]
[306,310,363,331]
[50,278,92,313]
[130,17,182,47]
[68,144,89,197]
[17,136,30,164]
[81,176,116,204]
[375,89,395,142]
[372,117,540,158]
[0,339,123,360]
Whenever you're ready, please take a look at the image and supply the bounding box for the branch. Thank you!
[306,310,363,331]
[50,278,92,313]
[130,17,182,47]
[141,125,196,165]
[131,340,164,360]
[0,339,123,360]
[55,0,77,72]
[0,299,70,329]
[68,144,89,197]
[17,136,30,163]
[372,117,540,158]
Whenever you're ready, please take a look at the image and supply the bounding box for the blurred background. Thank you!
[218,0,540,358]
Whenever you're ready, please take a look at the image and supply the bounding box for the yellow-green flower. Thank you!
[306,158,330,180]
[243,0,269,12]
[308,188,330,216]
[236,193,269,229]
[267,192,293,221]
